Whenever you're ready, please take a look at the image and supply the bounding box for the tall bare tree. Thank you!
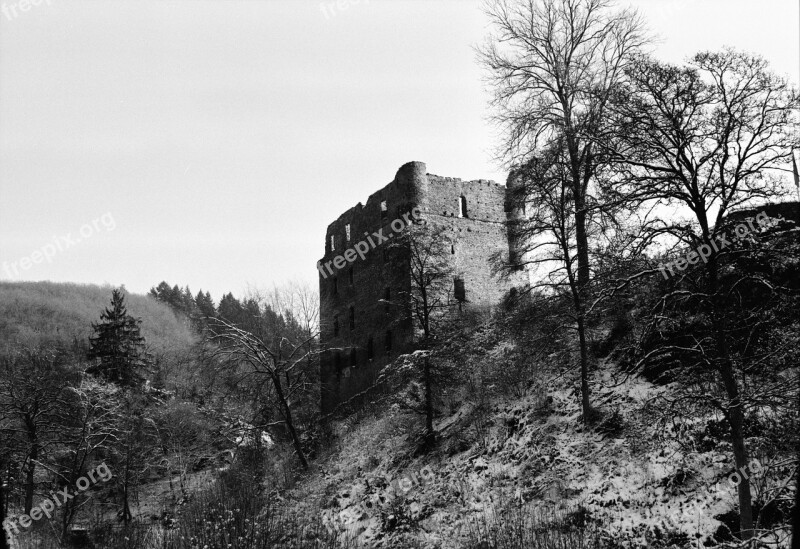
[210,296,318,470]
[392,222,455,447]
[609,50,800,540]
[479,0,647,419]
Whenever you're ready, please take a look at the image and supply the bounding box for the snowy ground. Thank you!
[284,333,795,548]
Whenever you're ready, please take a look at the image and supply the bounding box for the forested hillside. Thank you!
[0,281,196,359]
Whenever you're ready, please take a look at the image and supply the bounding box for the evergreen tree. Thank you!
[195,290,216,319]
[181,286,197,316]
[217,293,244,326]
[87,288,148,387]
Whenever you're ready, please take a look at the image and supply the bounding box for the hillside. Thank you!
[0,281,197,358]
[286,320,796,548]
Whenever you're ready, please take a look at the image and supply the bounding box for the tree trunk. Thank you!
[791,457,800,549]
[576,314,591,422]
[423,356,435,447]
[283,405,308,470]
[120,451,133,524]
[24,437,37,515]
[718,361,754,539]
[707,256,754,540]
[273,373,308,469]
[574,190,591,290]
[0,461,8,549]
[573,164,592,421]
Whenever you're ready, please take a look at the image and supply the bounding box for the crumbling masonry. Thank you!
[318,161,525,414]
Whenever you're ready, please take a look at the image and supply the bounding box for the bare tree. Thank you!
[209,309,318,470]
[0,350,77,516]
[55,378,121,538]
[478,0,647,420]
[609,50,800,540]
[261,281,320,336]
[387,221,455,448]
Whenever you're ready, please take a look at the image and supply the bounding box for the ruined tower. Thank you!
[318,161,524,414]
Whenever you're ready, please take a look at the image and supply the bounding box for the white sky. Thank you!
[1,0,798,302]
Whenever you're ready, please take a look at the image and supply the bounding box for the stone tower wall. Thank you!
[318,163,425,413]
[319,162,523,414]
[419,175,517,308]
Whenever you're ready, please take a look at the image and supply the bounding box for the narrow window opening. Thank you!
[367,337,374,361]
[348,267,354,285]
[380,201,388,220]
[330,235,335,251]
[350,348,357,367]
[459,195,468,218]
[451,244,455,255]
[345,224,351,241]
[349,306,355,330]
[332,276,338,295]
[454,277,466,302]
[384,330,392,355]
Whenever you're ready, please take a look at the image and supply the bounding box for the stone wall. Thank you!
[420,175,520,308]
[319,161,524,414]
[318,163,423,413]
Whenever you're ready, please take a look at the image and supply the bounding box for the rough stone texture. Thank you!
[319,161,525,414]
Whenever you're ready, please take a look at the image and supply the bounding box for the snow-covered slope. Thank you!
[286,323,795,548]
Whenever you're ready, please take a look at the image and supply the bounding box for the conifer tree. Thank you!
[195,290,216,319]
[87,288,148,387]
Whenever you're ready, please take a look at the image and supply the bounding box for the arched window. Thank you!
[459,195,468,218]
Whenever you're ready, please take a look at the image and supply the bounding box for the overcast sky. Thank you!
[1,0,798,303]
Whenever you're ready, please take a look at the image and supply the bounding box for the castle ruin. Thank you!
[318,161,524,414]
